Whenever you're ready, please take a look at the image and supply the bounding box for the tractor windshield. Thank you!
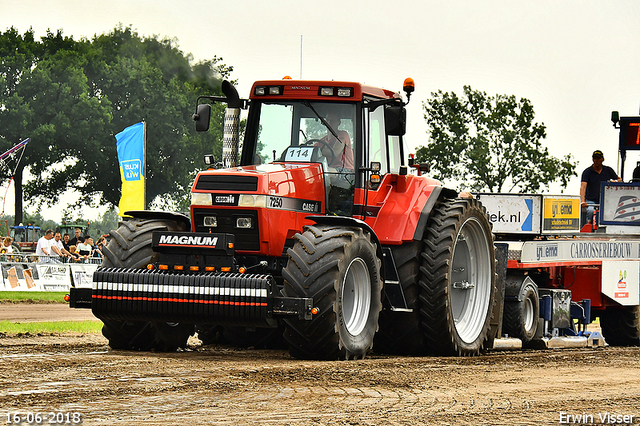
[247,100,356,216]
[250,101,356,170]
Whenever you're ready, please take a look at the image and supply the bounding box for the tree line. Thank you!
[0,25,230,224]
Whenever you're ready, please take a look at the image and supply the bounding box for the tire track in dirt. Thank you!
[1,334,640,425]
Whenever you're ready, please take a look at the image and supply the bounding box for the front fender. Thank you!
[304,215,384,279]
[123,210,191,230]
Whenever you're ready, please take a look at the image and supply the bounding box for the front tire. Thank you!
[99,217,193,351]
[419,198,497,356]
[282,225,382,360]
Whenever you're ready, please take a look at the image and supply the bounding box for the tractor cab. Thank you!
[246,98,357,216]
[10,224,41,253]
[194,79,413,219]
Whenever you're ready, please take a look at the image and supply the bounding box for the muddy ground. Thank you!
[1,304,639,425]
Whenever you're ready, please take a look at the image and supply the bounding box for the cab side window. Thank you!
[368,107,388,174]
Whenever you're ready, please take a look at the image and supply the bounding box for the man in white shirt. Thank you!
[50,231,71,259]
[35,229,54,256]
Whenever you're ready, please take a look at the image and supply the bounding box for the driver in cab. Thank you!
[316,112,354,170]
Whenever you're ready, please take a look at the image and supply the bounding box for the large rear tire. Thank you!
[282,225,382,360]
[99,217,194,351]
[599,306,640,346]
[419,198,497,356]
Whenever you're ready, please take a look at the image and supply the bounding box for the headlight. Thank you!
[236,217,252,229]
[203,216,217,227]
[191,193,212,206]
[238,194,267,208]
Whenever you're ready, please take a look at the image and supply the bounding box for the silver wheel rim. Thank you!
[523,295,535,334]
[450,217,492,344]
[342,258,371,336]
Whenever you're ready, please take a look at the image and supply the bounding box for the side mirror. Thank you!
[385,105,406,136]
[193,104,211,132]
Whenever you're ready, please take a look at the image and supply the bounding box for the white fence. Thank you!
[0,255,101,292]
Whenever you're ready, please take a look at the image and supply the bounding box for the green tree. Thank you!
[0,26,232,222]
[77,26,231,210]
[416,86,576,193]
[0,28,111,224]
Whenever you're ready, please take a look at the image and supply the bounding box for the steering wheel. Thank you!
[302,138,335,166]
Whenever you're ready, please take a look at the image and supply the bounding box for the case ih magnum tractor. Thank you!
[71,78,498,360]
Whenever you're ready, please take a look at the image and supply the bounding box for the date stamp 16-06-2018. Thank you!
[4,412,83,425]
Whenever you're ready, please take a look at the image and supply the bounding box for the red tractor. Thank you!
[71,78,498,360]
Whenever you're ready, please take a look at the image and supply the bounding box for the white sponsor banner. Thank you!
[601,261,640,306]
[477,194,541,234]
[0,263,39,291]
[34,264,72,291]
[1,260,101,291]
[601,184,640,224]
[70,264,99,289]
[520,240,640,263]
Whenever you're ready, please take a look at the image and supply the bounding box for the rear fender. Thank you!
[411,186,458,241]
[123,210,191,230]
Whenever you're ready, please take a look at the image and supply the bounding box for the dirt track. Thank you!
[1,304,640,425]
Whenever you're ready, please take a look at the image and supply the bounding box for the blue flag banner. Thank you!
[115,122,145,216]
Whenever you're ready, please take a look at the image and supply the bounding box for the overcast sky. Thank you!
[2,0,640,220]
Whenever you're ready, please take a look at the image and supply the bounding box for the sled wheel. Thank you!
[102,319,193,351]
[503,276,539,344]
[599,306,640,346]
[419,198,497,356]
[282,225,382,360]
[99,217,193,351]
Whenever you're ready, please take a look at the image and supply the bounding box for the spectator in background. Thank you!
[68,245,81,261]
[95,236,106,247]
[35,229,54,257]
[77,237,93,257]
[1,237,13,254]
[51,231,71,259]
[62,233,71,251]
[580,150,622,224]
[69,228,84,246]
[93,241,104,259]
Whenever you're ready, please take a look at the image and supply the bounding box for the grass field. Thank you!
[0,320,103,334]
[0,291,68,304]
[0,291,103,334]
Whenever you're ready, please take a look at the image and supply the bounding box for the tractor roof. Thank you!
[250,79,401,102]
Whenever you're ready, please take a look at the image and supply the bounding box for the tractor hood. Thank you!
[191,163,326,208]
[189,163,327,255]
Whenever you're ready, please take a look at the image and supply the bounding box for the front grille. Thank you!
[91,268,275,326]
[193,209,260,251]
[195,175,258,191]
